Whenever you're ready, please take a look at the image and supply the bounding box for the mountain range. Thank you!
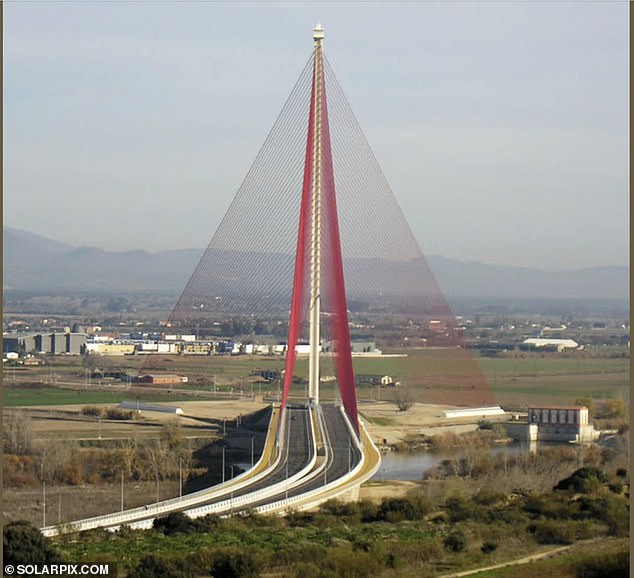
[2,226,628,300]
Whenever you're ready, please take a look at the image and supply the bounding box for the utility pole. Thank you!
[222,447,226,483]
[42,480,46,527]
[179,457,183,499]
[121,470,124,512]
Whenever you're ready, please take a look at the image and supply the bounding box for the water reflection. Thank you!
[372,443,541,481]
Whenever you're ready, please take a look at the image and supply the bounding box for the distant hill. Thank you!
[3,227,203,293]
[2,226,628,300]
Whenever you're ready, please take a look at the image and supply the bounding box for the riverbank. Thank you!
[359,400,509,447]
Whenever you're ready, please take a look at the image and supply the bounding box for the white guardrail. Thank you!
[41,404,379,535]
[41,405,285,536]
[105,406,320,530]
[255,409,381,515]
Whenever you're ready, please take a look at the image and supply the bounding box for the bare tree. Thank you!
[394,390,414,412]
[3,411,34,455]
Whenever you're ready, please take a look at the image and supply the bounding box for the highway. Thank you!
[41,402,378,535]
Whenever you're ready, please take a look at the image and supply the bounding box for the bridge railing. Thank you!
[41,405,283,537]
[175,405,319,521]
[112,406,320,530]
[255,414,380,516]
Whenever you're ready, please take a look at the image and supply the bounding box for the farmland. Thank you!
[3,347,628,410]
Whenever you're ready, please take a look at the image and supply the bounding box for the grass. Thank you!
[2,386,208,407]
[358,413,394,426]
[3,348,628,409]
[469,537,628,578]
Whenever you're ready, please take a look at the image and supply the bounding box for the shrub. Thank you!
[3,454,38,486]
[153,512,193,535]
[82,406,105,417]
[554,467,608,493]
[444,494,477,522]
[444,529,467,552]
[600,494,630,537]
[574,550,629,578]
[106,408,134,420]
[129,554,191,578]
[473,488,505,506]
[321,546,382,578]
[384,539,443,567]
[272,541,327,568]
[480,541,498,554]
[208,547,259,578]
[192,513,222,532]
[320,499,360,519]
[529,520,575,544]
[284,562,321,578]
[378,495,430,522]
[523,493,575,520]
[3,520,63,567]
[358,500,379,523]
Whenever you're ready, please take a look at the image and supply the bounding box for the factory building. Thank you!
[3,333,86,356]
[134,373,188,385]
[521,338,579,352]
[506,405,597,443]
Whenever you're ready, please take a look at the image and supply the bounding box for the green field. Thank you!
[3,348,628,409]
[1,386,207,407]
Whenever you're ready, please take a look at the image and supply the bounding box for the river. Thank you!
[372,443,538,481]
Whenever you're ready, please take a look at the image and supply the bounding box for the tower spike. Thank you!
[308,25,324,407]
[313,23,325,41]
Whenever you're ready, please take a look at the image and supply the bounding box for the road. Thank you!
[41,402,375,535]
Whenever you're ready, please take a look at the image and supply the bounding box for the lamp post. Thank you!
[42,480,46,527]
[222,447,226,483]
[179,457,183,499]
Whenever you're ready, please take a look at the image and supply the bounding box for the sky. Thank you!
[4,1,629,271]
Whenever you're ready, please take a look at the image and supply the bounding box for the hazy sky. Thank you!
[4,1,629,270]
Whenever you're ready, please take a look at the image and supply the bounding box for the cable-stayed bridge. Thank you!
[42,25,493,535]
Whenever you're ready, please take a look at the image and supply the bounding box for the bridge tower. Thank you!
[308,23,324,407]
[280,24,360,434]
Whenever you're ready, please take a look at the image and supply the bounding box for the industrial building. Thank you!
[506,405,597,443]
[3,332,87,356]
[133,373,188,385]
[521,338,579,352]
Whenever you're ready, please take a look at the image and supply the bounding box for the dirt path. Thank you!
[439,538,606,578]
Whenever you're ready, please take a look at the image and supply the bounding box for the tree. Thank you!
[3,520,63,566]
[553,467,608,493]
[3,411,34,455]
[394,390,414,412]
[574,397,594,415]
[153,512,193,536]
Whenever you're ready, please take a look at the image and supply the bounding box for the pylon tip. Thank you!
[313,23,325,41]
